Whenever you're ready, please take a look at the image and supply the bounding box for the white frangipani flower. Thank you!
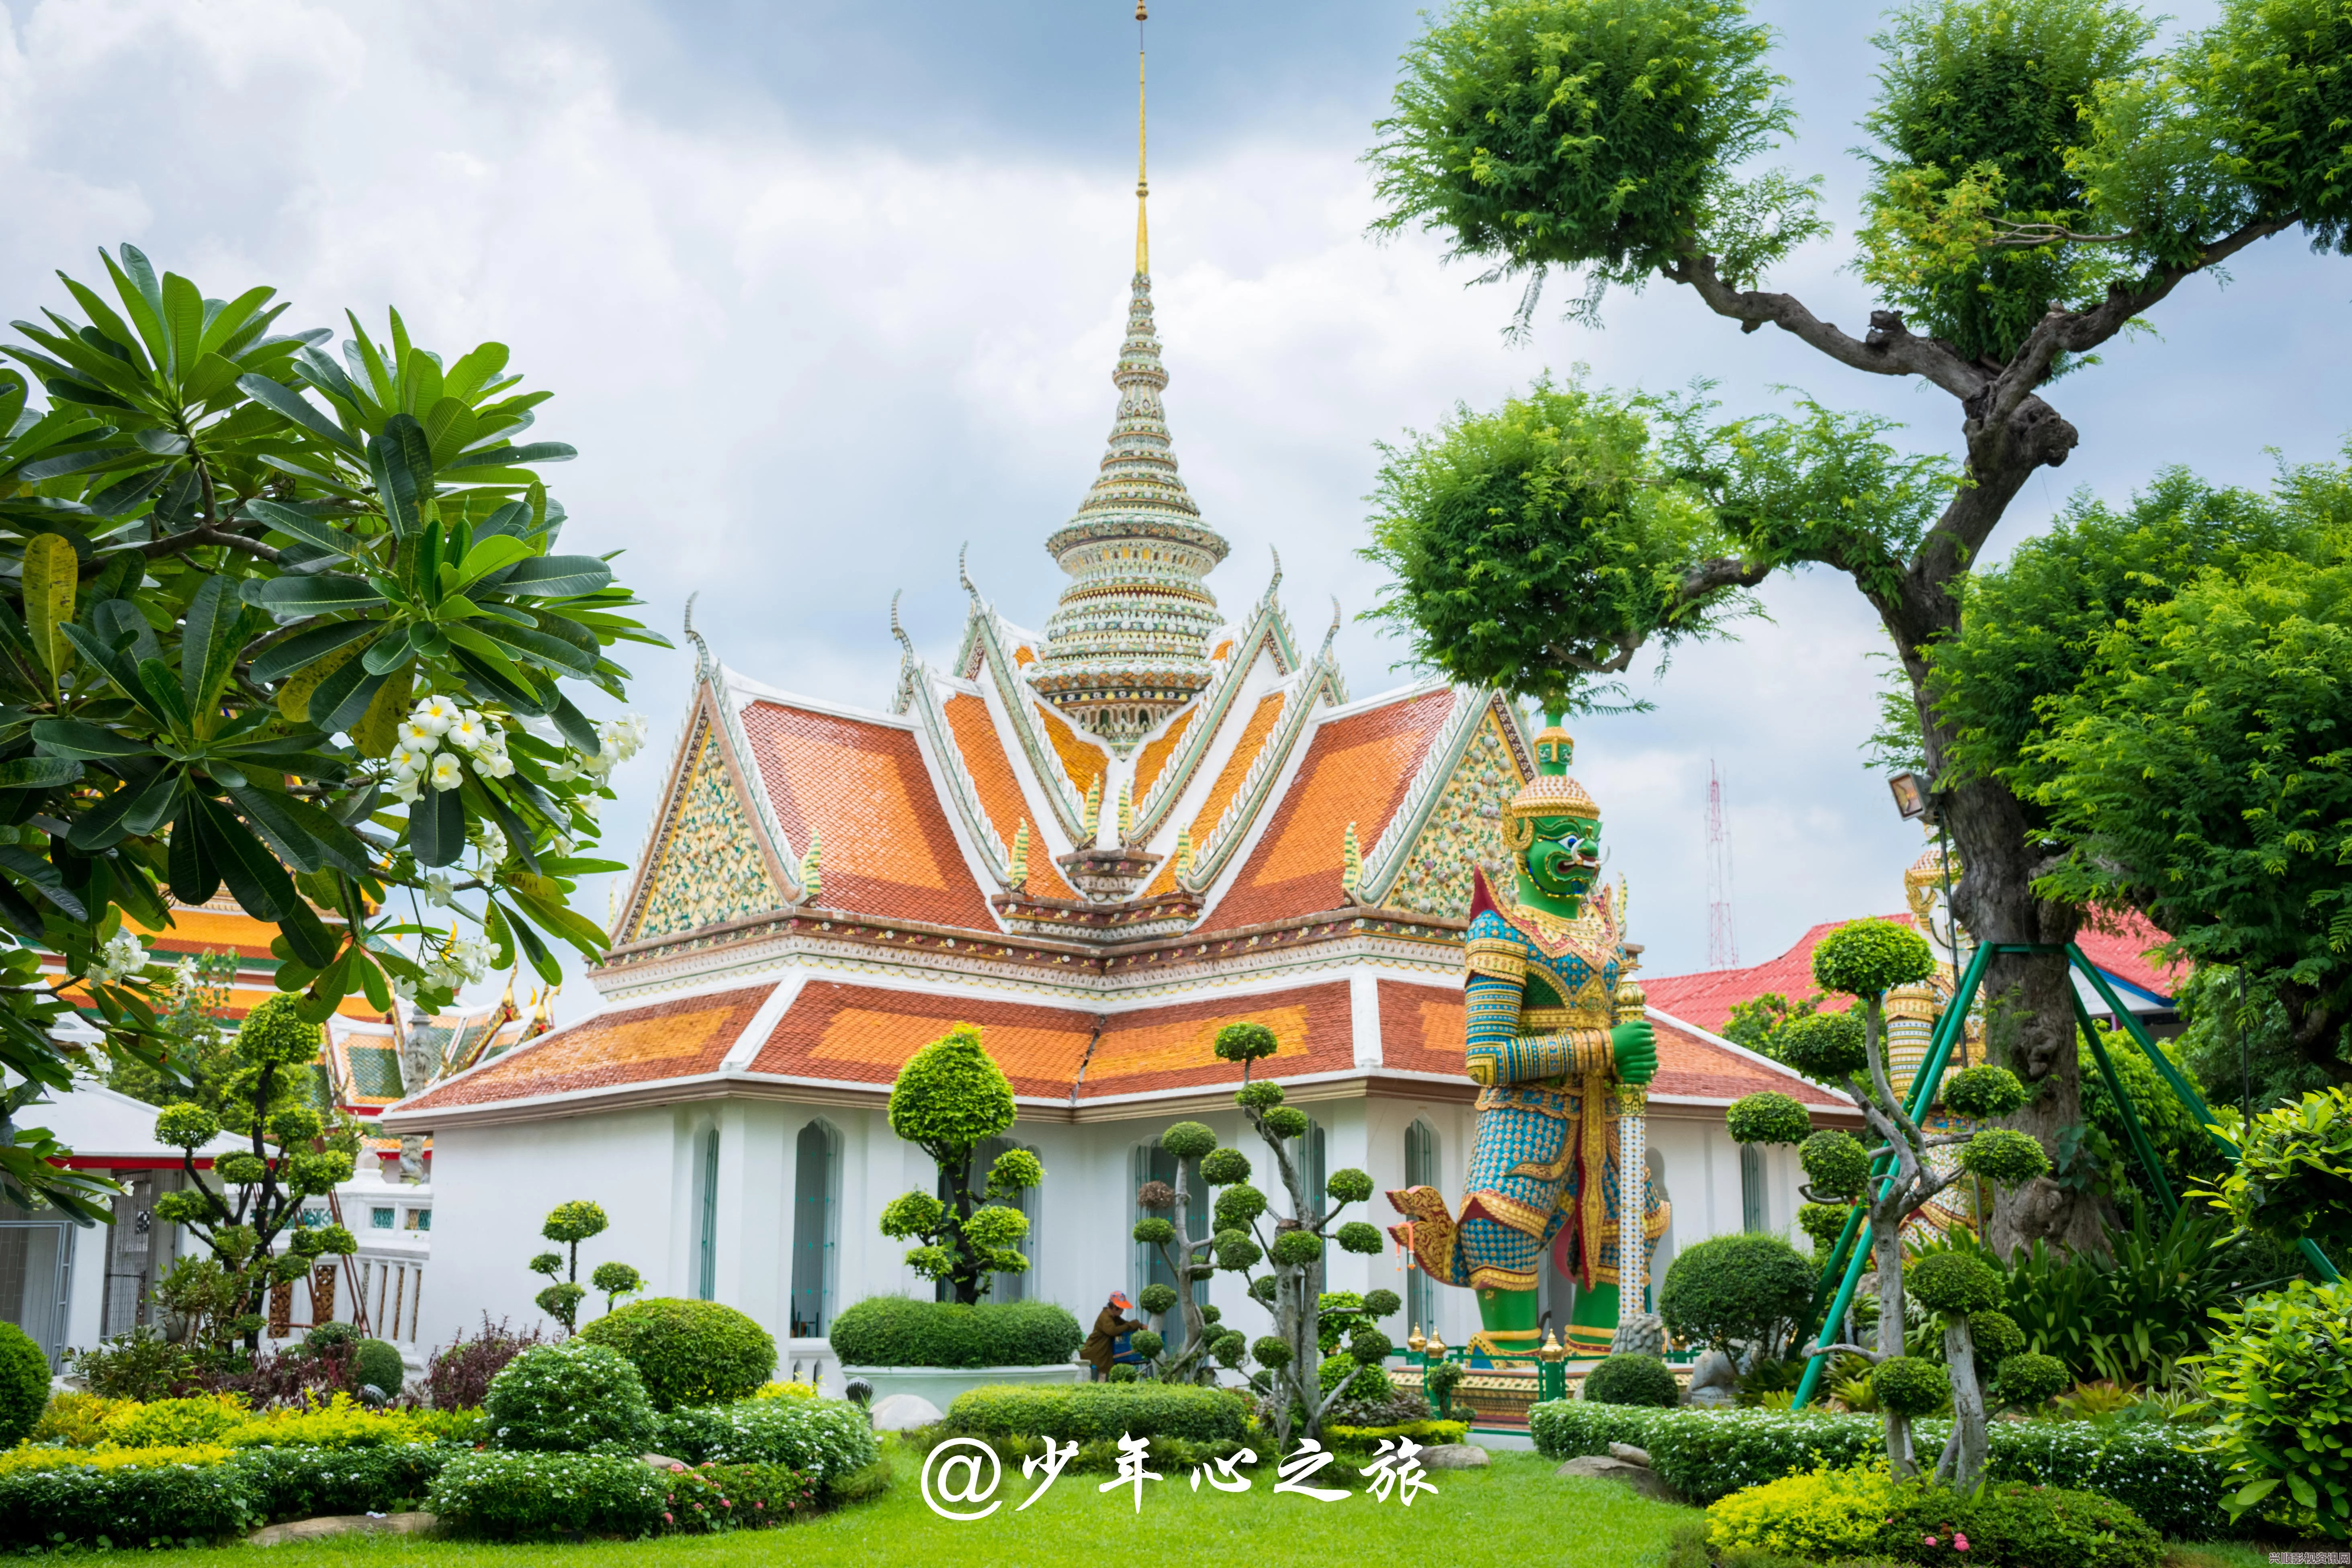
[388,741,433,778]
[410,695,460,735]
[395,721,440,753]
[424,874,454,909]
[445,711,490,753]
[430,753,465,792]
[88,929,148,985]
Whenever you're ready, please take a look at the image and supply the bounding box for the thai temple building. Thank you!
[379,58,1858,1386]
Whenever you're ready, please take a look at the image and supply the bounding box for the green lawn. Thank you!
[70,1443,1702,1568]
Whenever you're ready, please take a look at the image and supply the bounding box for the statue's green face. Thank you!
[1522,813,1601,910]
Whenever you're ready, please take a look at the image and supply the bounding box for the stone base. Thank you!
[1555,1456,1681,1503]
[250,1512,437,1546]
[838,1361,1087,1410]
[1610,1312,1666,1357]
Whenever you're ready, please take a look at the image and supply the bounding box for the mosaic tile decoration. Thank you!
[629,723,787,942]
[1388,710,1523,920]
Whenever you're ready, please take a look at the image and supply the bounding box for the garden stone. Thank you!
[1607,1442,1653,1467]
[639,1452,688,1471]
[867,1392,945,1431]
[249,1513,438,1546]
[1685,1348,1737,1406]
[1555,1455,1680,1503]
[1415,1443,1489,1470]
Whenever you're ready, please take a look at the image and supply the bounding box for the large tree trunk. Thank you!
[1936,1317,1988,1490]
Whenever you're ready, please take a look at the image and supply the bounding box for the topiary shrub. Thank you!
[1799,1130,1871,1201]
[1583,1353,1679,1407]
[578,1298,775,1411]
[352,1338,406,1398]
[1940,1064,2027,1119]
[1958,1128,2051,1186]
[827,1296,1082,1369]
[1318,1353,1394,1404]
[1726,1092,1813,1146]
[1767,1014,1864,1090]
[945,1382,1254,1444]
[1871,1356,1949,1418]
[0,1323,50,1448]
[1811,919,1936,998]
[426,1450,667,1539]
[1659,1233,1815,1357]
[482,1340,655,1453]
[1990,1351,2067,1410]
[1906,1252,2002,1316]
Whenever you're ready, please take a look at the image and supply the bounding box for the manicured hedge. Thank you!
[828,1296,1082,1369]
[426,1451,668,1540]
[0,1454,258,1548]
[945,1382,1255,1444]
[1526,1403,2232,1539]
[228,1442,457,1521]
[650,1396,879,1485]
[579,1298,776,1410]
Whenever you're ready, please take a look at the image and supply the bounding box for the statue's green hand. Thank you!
[1610,1018,1657,1086]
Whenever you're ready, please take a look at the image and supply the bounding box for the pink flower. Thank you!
[1954,1535,1971,1552]
[1924,1537,1940,1547]
[663,1513,673,1524]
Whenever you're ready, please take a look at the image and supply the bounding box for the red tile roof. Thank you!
[737,700,999,932]
[398,986,772,1111]
[2074,912,2181,1002]
[1082,983,1354,1098]
[1198,689,1454,933]
[1641,915,1913,1036]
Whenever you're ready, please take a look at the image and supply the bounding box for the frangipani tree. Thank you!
[880,1024,1042,1304]
[1729,919,2051,1486]
[0,246,659,1216]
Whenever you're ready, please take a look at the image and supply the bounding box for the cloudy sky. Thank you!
[4,0,2344,1011]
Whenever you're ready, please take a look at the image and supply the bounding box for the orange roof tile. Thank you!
[753,983,1098,1099]
[1013,645,1036,667]
[1143,690,1286,897]
[942,694,1079,901]
[2073,911,2181,1001]
[1198,689,1452,933]
[398,985,772,1110]
[1131,706,1197,802]
[737,701,999,931]
[1032,701,1107,796]
[1642,916,1912,1036]
[1081,983,1354,1098]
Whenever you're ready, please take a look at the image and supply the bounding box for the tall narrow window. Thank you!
[1133,1142,1208,1349]
[1740,1143,1767,1234]
[696,1126,720,1301]
[970,1136,1038,1304]
[1403,1119,1439,1336]
[790,1120,840,1338]
[1304,1118,1328,1222]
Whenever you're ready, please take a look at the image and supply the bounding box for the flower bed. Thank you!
[1526,1402,2231,1538]
[1708,1460,2163,1568]
[424,1451,819,1540]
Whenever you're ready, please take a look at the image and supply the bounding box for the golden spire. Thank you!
[1135,3,1149,276]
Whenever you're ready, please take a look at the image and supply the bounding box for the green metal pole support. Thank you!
[1790,940,1998,1410]
[2067,947,2340,1285]
[2069,989,2180,1221]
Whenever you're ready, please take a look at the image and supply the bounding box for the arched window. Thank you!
[970,1136,1041,1303]
[694,1125,721,1301]
[790,1120,841,1338]
[1131,1141,1208,1349]
[1740,1143,1768,1234]
[1403,1119,1440,1336]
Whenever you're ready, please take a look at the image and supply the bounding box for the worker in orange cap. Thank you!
[1080,1289,1144,1380]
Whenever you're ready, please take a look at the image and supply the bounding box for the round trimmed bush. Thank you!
[236,993,323,1067]
[1992,1350,2068,1408]
[352,1337,406,1396]
[0,1323,49,1447]
[1659,1233,1814,1354]
[1107,1362,1138,1383]
[1160,1121,1217,1159]
[1214,1183,1267,1230]
[1971,1308,2024,1367]
[1941,1063,2028,1119]
[578,1298,775,1410]
[1959,1128,2052,1187]
[1906,1251,2002,1316]
[1128,1329,1165,1360]
[304,1321,360,1355]
[1775,1011,1868,1081]
[826,1296,1083,1369]
[1261,1106,1310,1140]
[1201,1147,1251,1185]
[1138,1283,1179,1317]
[1871,1354,1950,1417]
[483,1340,656,1452]
[1583,1353,1679,1407]
[1798,1202,1854,1254]
[1271,1228,1324,1267]
[1812,919,1936,997]
[1799,1130,1870,1200]
[1727,1092,1813,1146]
[1320,1353,1394,1403]
[1214,1023,1278,1064]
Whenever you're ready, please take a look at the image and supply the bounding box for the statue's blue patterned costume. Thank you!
[1386,718,1666,1355]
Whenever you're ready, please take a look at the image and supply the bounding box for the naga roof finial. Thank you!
[890,590,915,660]
[683,592,711,682]
[1321,594,1343,658]
[958,541,980,606]
[1266,544,1283,602]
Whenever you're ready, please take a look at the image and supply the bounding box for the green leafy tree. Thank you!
[1722,991,1823,1060]
[0,245,662,1217]
[528,1198,633,1335]
[1123,1023,1397,1449]
[149,994,360,1351]
[1730,919,2052,1486]
[880,1024,1041,1305]
[107,950,239,1112]
[1366,0,2351,1259]
[2179,964,2347,1115]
